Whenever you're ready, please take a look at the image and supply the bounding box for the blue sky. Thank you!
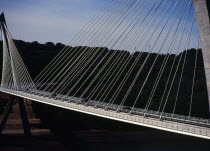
[0,0,200,53]
[0,0,105,44]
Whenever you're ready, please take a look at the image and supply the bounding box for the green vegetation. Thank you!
[0,40,209,119]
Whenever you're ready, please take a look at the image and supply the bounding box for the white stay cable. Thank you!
[188,37,200,119]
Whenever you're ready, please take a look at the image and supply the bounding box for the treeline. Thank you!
[0,40,209,118]
[0,40,65,79]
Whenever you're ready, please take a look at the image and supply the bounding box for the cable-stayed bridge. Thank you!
[1,0,210,139]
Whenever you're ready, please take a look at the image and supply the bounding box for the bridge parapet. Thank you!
[0,87,210,139]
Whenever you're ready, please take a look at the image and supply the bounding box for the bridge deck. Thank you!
[0,87,210,140]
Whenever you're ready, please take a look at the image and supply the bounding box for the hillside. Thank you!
[0,40,209,119]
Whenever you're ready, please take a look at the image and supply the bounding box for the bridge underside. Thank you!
[0,87,209,139]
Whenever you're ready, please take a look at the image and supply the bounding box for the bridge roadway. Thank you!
[0,87,210,140]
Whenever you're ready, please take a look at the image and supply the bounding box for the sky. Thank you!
[0,0,200,53]
[0,0,106,44]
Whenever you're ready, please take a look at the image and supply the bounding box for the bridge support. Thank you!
[0,99,14,134]
[193,0,210,113]
[18,98,32,136]
[0,96,31,136]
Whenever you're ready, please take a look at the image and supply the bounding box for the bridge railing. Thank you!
[20,89,210,128]
[1,87,210,138]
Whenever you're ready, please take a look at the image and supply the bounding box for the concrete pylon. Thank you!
[193,0,210,112]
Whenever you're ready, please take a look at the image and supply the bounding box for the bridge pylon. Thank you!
[0,13,6,25]
[193,0,210,113]
[0,12,35,90]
